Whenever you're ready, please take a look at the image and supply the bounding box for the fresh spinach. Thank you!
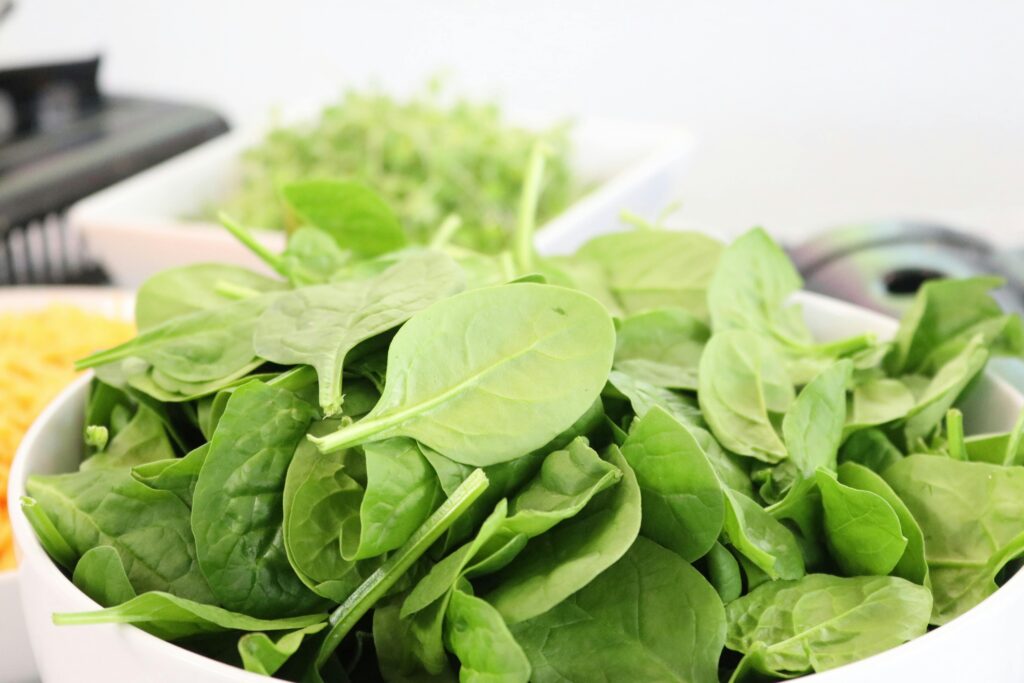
[53,592,325,641]
[575,229,723,318]
[726,574,932,677]
[816,469,907,576]
[254,249,462,415]
[485,445,641,623]
[699,330,793,462]
[511,537,725,683]
[613,307,709,389]
[281,179,408,257]
[72,546,137,607]
[191,381,323,617]
[26,468,215,602]
[311,284,615,466]
[620,406,723,561]
[884,455,1024,624]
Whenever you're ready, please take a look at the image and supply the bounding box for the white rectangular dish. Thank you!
[70,115,693,286]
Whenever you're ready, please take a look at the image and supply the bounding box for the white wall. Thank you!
[3,0,1023,243]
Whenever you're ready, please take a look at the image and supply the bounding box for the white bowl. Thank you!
[9,292,1024,682]
[0,287,134,683]
[70,114,693,286]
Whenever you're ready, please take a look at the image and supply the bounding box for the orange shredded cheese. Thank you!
[0,305,133,570]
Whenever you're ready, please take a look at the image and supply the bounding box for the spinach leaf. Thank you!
[281,179,407,257]
[816,469,907,576]
[131,444,209,507]
[444,588,530,683]
[783,360,851,476]
[311,284,615,466]
[20,497,77,570]
[839,428,904,472]
[706,541,743,602]
[707,227,812,348]
[77,294,279,384]
[374,595,456,683]
[135,262,285,330]
[902,335,988,444]
[486,445,641,623]
[314,469,489,669]
[26,468,215,602]
[356,438,445,560]
[884,454,1024,624]
[280,227,350,285]
[620,406,723,561]
[254,249,463,415]
[837,462,928,585]
[82,403,175,471]
[699,330,793,462]
[281,425,369,603]
[53,592,325,641]
[613,307,709,389]
[192,381,323,617]
[606,369,704,430]
[72,545,137,607]
[846,377,916,434]
[402,502,512,675]
[238,623,327,676]
[511,537,725,683]
[723,488,804,580]
[574,229,723,318]
[888,276,1023,374]
[726,574,931,676]
[501,437,621,541]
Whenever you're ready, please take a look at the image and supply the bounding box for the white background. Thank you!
[2,0,1023,244]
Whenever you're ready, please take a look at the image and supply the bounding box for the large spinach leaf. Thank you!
[26,468,214,602]
[311,284,615,466]
[726,574,931,677]
[613,307,708,390]
[699,330,793,462]
[620,406,723,561]
[281,179,407,257]
[884,454,1024,624]
[192,381,323,617]
[511,537,725,683]
[253,249,463,415]
[135,262,285,330]
[574,229,723,318]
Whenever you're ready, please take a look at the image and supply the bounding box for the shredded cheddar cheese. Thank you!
[0,305,133,570]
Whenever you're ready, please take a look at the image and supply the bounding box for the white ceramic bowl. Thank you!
[0,287,134,683]
[70,114,693,286]
[9,292,1024,682]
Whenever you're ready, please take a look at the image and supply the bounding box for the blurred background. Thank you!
[3,0,1022,242]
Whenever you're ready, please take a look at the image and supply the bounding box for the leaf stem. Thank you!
[808,333,876,358]
[213,281,262,300]
[314,469,489,668]
[513,143,549,274]
[1002,408,1024,467]
[219,212,288,278]
[946,409,966,461]
[21,497,77,571]
[429,214,463,249]
[619,209,656,231]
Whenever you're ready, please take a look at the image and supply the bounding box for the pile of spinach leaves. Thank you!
[23,173,1024,682]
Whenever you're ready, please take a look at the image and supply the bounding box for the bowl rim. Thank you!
[8,291,1024,680]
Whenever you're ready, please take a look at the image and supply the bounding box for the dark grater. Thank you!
[0,55,228,285]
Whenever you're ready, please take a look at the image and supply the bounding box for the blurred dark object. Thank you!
[0,55,228,285]
[789,222,1024,318]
